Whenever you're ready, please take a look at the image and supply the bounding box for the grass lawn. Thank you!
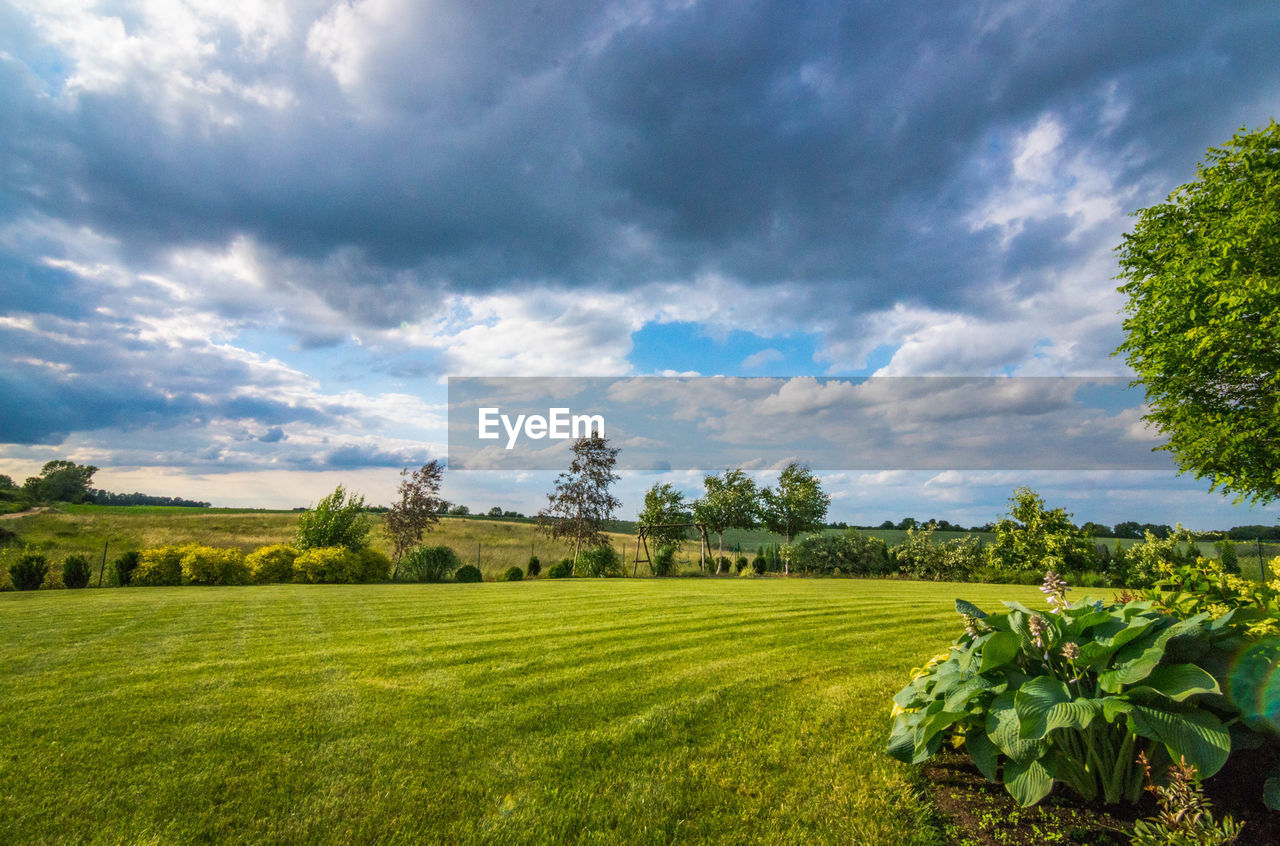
[0,578,1056,844]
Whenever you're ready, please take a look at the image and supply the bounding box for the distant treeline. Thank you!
[90,490,211,508]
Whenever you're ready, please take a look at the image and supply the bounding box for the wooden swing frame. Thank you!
[633,522,712,575]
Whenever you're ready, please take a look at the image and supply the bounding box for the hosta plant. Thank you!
[888,573,1240,807]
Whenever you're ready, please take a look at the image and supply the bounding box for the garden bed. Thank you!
[922,748,1280,845]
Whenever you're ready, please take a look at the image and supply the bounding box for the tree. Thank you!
[693,468,759,573]
[1116,121,1280,505]
[487,506,504,517]
[637,482,690,564]
[538,435,620,560]
[984,487,1096,576]
[759,462,830,575]
[0,474,14,489]
[295,484,371,551]
[22,460,98,503]
[384,460,447,578]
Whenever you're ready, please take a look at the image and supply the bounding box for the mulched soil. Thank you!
[921,748,1280,846]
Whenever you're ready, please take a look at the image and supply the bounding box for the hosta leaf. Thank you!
[1100,697,1133,723]
[986,692,1046,764]
[1004,757,1053,807]
[944,676,994,711]
[1014,676,1098,739]
[1141,663,1219,702]
[980,631,1021,673]
[967,731,999,783]
[956,598,988,619]
[1129,704,1230,777]
[886,720,916,763]
[1098,651,1163,692]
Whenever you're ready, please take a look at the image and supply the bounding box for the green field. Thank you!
[0,579,1056,844]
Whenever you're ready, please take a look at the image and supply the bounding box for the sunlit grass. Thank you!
[0,579,1052,844]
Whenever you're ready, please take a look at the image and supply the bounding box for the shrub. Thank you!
[354,548,391,582]
[547,559,573,579]
[10,552,49,590]
[791,529,893,576]
[653,545,677,577]
[454,564,483,583]
[294,546,355,584]
[112,550,140,586]
[1216,539,1240,575]
[888,571,1263,809]
[180,546,249,586]
[751,555,766,575]
[245,544,298,583]
[576,545,622,578]
[1130,755,1241,846]
[527,555,541,577]
[735,555,749,573]
[133,546,186,586]
[500,566,524,582]
[295,484,371,551]
[402,545,461,583]
[62,554,92,589]
[892,526,981,581]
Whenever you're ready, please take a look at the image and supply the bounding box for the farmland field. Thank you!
[0,579,1056,844]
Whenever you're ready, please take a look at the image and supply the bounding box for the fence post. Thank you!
[97,540,108,588]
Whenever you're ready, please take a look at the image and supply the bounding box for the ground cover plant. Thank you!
[0,579,1045,845]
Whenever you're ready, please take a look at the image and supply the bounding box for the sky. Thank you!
[0,0,1278,529]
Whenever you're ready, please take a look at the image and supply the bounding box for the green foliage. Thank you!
[245,544,299,584]
[180,546,250,586]
[538,435,621,554]
[294,546,356,584]
[546,558,574,579]
[1116,526,1197,588]
[384,461,446,568]
[527,555,541,577]
[354,548,391,582]
[693,468,759,569]
[500,566,524,582]
[759,463,830,564]
[892,526,983,581]
[984,488,1096,577]
[22,460,98,504]
[887,573,1245,808]
[111,550,140,586]
[751,554,766,575]
[295,485,371,551]
[1116,121,1280,505]
[652,545,677,577]
[637,482,691,552]
[133,546,185,586]
[1129,756,1242,846]
[10,552,49,590]
[401,545,462,583]
[575,545,622,578]
[62,554,91,589]
[1141,557,1280,642]
[1216,539,1240,575]
[791,529,891,576]
[453,564,483,583]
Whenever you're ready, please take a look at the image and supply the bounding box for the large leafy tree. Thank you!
[637,482,690,556]
[22,460,98,503]
[693,468,759,572]
[384,460,447,577]
[983,487,1096,576]
[1116,121,1280,505]
[759,462,829,574]
[295,484,372,551]
[538,435,621,560]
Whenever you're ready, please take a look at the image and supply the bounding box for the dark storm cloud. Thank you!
[2,1,1277,319]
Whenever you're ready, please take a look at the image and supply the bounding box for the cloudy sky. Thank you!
[1,0,1277,528]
